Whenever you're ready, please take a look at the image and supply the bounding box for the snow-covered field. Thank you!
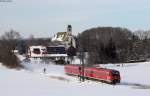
[0,59,150,96]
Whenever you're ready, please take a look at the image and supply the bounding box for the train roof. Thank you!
[65,64,119,72]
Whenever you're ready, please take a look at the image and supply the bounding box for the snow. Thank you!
[101,62,150,85]
[0,59,150,96]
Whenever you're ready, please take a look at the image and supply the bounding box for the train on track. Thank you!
[65,64,121,84]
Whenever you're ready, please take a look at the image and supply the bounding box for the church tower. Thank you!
[67,25,72,36]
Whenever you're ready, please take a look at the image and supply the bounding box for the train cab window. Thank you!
[33,48,41,54]
[112,71,119,76]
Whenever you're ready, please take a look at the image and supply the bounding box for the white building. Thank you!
[27,46,47,58]
[52,25,76,49]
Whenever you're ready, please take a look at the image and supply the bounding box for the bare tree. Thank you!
[0,29,22,68]
[1,29,21,51]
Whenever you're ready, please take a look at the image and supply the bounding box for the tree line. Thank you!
[1,27,150,68]
[77,27,150,65]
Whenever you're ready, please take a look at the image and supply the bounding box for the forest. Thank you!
[77,27,150,64]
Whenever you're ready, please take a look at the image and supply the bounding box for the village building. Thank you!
[51,25,76,49]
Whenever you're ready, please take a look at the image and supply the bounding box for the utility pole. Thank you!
[79,47,85,82]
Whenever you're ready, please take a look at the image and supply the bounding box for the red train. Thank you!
[64,64,121,84]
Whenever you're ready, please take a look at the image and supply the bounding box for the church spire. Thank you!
[67,25,72,36]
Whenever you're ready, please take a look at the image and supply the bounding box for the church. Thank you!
[51,25,76,49]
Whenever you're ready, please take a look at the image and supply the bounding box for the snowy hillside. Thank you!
[0,61,150,96]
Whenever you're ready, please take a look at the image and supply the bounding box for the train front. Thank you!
[111,70,121,84]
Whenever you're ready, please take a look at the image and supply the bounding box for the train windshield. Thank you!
[47,46,66,54]
[112,70,120,76]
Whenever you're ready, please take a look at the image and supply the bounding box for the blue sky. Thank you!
[0,0,150,38]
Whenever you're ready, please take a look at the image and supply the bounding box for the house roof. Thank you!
[52,32,69,42]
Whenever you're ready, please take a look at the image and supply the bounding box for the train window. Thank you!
[93,71,102,76]
[112,71,119,76]
[94,71,107,76]
[85,70,91,74]
[107,72,111,76]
